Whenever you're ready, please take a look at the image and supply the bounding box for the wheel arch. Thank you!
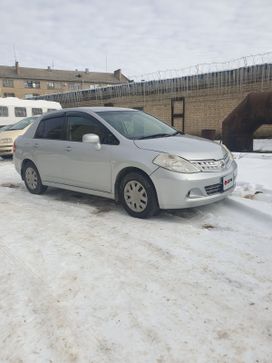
[114,166,158,203]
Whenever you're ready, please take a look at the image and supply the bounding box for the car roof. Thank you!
[48,107,137,114]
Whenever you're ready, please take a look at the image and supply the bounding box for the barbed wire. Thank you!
[37,51,272,106]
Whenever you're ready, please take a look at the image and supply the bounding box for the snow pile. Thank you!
[254,139,272,152]
[0,154,272,363]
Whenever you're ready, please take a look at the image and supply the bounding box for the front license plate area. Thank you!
[223,173,234,191]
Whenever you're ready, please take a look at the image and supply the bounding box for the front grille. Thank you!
[192,153,231,172]
[205,183,223,195]
[0,145,12,151]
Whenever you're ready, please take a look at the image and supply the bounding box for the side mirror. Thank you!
[82,133,101,150]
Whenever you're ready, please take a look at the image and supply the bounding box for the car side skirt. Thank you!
[43,181,115,200]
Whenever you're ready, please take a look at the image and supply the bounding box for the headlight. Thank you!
[153,154,201,173]
[221,144,234,161]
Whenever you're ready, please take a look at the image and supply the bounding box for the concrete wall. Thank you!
[61,80,272,138]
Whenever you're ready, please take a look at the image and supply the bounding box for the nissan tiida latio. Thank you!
[14,107,237,218]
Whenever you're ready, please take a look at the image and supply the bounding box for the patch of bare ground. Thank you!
[1,182,20,189]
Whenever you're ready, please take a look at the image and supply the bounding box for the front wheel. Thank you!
[22,161,47,195]
[120,172,159,218]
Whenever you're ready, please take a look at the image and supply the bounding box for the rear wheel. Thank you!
[22,161,47,194]
[120,172,159,218]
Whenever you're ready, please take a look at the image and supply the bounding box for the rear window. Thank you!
[35,116,66,140]
[9,117,36,130]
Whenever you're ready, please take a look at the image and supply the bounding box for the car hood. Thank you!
[134,135,225,160]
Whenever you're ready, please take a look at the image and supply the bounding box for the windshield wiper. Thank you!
[171,130,184,136]
[136,131,184,140]
[136,133,174,140]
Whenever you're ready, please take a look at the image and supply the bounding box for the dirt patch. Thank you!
[216,330,230,340]
[243,194,255,200]
[243,191,263,200]
[1,182,20,189]
[202,223,216,230]
[93,206,113,215]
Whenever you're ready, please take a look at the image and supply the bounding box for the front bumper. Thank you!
[0,144,13,157]
[150,160,238,209]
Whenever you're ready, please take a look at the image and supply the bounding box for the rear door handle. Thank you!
[33,143,40,149]
[65,146,72,152]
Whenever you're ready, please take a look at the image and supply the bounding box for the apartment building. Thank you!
[0,62,128,99]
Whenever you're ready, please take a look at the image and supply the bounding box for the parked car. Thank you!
[0,116,39,159]
[14,107,237,218]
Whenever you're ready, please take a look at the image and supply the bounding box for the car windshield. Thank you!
[0,124,14,132]
[97,110,178,140]
[9,117,37,130]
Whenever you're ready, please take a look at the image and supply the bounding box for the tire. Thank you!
[22,161,47,195]
[120,172,159,218]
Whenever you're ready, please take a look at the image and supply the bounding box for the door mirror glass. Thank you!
[82,133,101,150]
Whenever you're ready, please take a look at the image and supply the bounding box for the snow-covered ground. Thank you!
[0,154,272,363]
[254,139,272,152]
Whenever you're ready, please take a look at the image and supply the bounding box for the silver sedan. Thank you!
[14,107,237,218]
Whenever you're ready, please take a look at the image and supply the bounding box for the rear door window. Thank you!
[35,115,66,140]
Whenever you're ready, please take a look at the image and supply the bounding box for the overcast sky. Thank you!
[1,0,271,78]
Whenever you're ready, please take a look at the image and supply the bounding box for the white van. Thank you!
[0,97,62,127]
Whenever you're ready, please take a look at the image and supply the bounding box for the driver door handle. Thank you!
[65,146,72,152]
